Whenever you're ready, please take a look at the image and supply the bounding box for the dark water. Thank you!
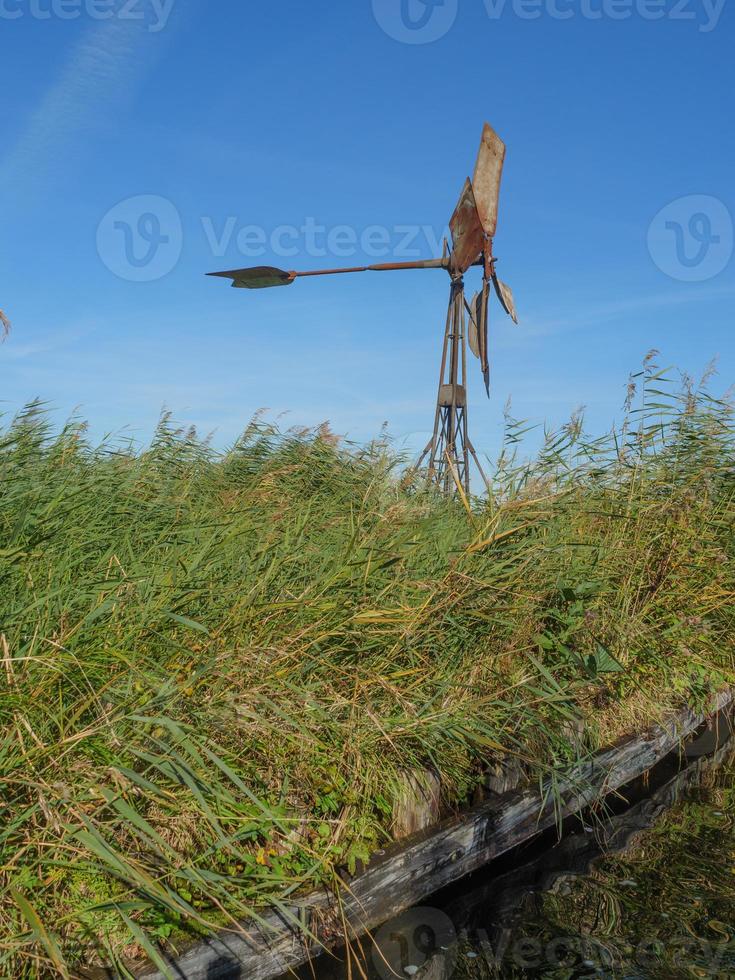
[294,713,735,980]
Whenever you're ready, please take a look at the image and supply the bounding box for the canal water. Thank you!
[289,712,734,980]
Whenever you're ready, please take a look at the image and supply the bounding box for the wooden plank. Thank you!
[405,714,735,980]
[137,690,733,980]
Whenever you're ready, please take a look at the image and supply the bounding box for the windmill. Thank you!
[208,122,518,496]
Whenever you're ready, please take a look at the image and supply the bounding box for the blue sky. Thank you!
[1,0,733,468]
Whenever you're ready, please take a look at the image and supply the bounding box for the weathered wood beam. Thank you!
[137,690,733,980]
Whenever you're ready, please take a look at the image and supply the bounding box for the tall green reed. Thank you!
[0,364,733,976]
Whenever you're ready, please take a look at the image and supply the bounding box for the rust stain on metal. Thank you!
[474,282,491,395]
[467,292,480,359]
[297,258,449,276]
[473,122,506,238]
[207,259,450,289]
[449,178,486,275]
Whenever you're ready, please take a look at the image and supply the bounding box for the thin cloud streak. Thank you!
[516,283,735,340]
[0,18,168,191]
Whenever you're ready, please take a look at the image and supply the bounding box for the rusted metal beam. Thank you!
[207,257,455,289]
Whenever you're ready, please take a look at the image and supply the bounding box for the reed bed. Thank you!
[1,360,733,976]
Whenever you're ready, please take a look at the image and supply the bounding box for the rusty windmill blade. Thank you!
[465,283,491,397]
[449,178,486,276]
[467,293,481,359]
[467,283,490,398]
[491,274,519,324]
[473,122,506,239]
[476,282,491,395]
[467,285,491,396]
[471,121,519,326]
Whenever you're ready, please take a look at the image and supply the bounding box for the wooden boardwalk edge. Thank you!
[139,689,734,980]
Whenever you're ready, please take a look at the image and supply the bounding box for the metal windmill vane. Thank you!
[208,122,518,496]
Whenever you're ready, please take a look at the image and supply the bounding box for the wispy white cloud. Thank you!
[512,282,735,341]
[1,341,59,361]
[0,319,96,360]
[0,17,170,191]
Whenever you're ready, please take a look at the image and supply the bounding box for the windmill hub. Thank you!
[208,122,518,496]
